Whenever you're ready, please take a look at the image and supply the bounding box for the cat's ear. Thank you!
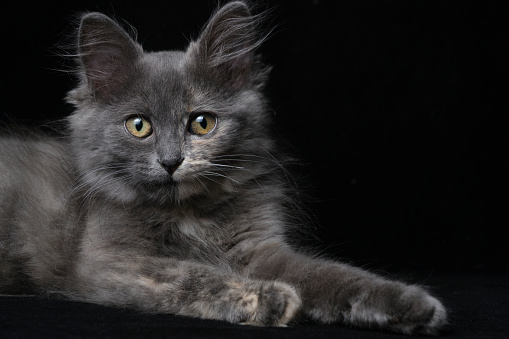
[189,1,265,88]
[77,13,142,101]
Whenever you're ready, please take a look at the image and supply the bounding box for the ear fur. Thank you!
[190,1,267,89]
[76,13,142,101]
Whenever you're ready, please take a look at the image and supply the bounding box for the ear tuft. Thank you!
[191,1,268,88]
[77,13,142,101]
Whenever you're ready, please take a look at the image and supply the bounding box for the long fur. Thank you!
[0,1,447,334]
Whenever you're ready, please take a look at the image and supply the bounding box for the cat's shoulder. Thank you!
[0,128,70,165]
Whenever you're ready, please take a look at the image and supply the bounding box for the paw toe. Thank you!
[243,281,301,326]
[398,287,448,335]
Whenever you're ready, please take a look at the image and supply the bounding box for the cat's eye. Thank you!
[125,116,153,138]
[188,113,217,136]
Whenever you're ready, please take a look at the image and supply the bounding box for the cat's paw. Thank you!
[230,280,301,326]
[387,285,447,335]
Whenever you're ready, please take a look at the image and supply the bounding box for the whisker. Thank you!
[71,164,127,191]
[197,173,223,186]
[194,175,211,193]
[76,167,132,204]
[209,163,245,170]
[202,171,240,185]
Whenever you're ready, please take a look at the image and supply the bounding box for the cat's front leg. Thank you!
[244,243,447,334]
[68,251,301,326]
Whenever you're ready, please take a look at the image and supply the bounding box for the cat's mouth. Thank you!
[150,173,179,186]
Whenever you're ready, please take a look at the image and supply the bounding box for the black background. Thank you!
[0,0,506,275]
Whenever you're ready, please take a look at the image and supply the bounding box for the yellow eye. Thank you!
[125,116,153,138]
[189,113,217,136]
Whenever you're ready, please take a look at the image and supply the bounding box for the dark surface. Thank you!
[1,272,508,338]
[0,0,507,338]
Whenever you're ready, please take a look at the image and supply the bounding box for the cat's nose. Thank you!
[158,158,184,175]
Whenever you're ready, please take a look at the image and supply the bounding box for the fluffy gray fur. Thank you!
[0,1,447,334]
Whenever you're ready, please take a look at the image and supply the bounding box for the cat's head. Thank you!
[66,2,275,206]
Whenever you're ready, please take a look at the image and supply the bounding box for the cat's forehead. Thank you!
[132,51,190,108]
[133,50,230,114]
[139,51,187,81]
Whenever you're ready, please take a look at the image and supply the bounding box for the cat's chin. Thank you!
[96,171,235,207]
[169,175,239,205]
[110,179,201,207]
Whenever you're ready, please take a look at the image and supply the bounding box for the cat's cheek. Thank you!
[107,185,139,205]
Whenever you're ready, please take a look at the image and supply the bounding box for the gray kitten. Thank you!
[0,1,447,335]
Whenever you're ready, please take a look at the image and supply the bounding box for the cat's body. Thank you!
[0,2,447,334]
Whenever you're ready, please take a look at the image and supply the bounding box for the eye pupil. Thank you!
[134,118,143,132]
[125,116,152,138]
[197,116,207,129]
[189,113,216,136]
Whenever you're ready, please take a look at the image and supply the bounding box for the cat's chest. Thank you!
[158,210,232,259]
[83,199,236,263]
